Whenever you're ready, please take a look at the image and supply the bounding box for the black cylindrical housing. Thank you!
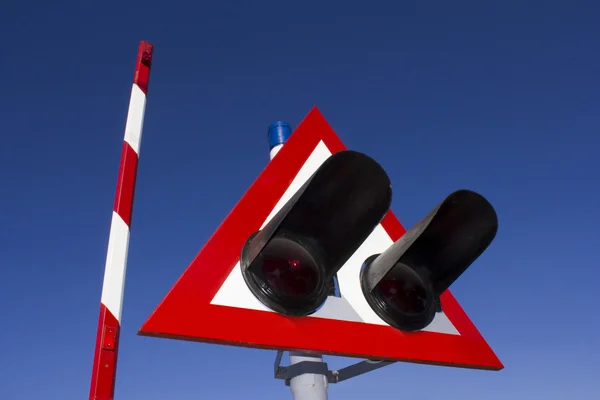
[361,189,498,331]
[241,150,392,316]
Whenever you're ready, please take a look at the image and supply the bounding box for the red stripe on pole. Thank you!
[113,142,139,227]
[89,304,120,400]
[134,42,153,95]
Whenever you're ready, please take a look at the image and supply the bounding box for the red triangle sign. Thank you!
[139,107,503,370]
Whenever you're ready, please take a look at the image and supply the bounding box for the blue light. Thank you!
[267,121,292,150]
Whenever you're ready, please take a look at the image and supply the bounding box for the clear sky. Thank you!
[1,1,599,399]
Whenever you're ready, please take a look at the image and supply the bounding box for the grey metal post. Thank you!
[288,352,329,400]
[267,122,329,400]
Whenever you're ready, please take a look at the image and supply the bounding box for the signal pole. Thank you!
[288,352,329,400]
[267,121,329,400]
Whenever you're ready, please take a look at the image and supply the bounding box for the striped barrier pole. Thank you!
[89,40,154,400]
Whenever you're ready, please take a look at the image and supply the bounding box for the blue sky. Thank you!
[1,1,599,399]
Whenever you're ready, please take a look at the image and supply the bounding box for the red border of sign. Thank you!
[139,107,503,370]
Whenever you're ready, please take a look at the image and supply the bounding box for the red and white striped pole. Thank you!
[89,41,154,400]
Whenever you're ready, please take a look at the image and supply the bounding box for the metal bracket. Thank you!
[328,359,394,383]
[274,351,394,385]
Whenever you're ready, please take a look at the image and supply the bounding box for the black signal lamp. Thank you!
[241,150,392,316]
[360,190,498,331]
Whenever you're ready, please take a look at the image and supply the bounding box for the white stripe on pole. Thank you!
[100,211,131,321]
[123,84,147,154]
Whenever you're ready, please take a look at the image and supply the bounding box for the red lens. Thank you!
[260,238,319,298]
[378,265,428,315]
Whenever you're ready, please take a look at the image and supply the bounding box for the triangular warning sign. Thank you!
[139,107,503,370]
